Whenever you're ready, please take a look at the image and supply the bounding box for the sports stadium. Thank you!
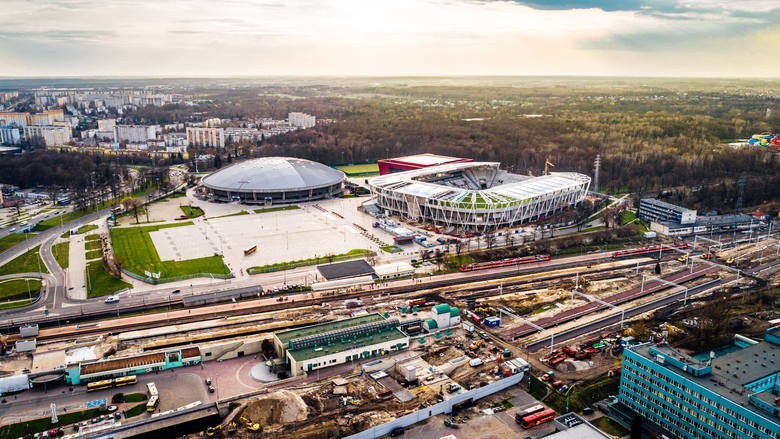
[368,162,590,231]
[201,157,345,204]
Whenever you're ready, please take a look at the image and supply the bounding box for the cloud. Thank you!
[0,0,779,76]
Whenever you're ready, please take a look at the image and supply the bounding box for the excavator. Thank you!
[238,416,260,431]
[544,159,555,176]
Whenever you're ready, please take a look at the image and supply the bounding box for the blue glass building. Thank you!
[611,327,780,439]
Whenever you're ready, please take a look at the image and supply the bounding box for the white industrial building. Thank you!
[274,314,410,377]
[373,262,415,280]
[424,304,461,331]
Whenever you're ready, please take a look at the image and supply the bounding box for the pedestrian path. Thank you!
[68,233,87,300]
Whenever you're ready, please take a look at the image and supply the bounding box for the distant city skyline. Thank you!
[2,0,779,77]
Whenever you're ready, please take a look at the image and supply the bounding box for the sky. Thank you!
[1,0,780,77]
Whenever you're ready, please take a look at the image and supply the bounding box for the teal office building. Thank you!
[612,327,780,438]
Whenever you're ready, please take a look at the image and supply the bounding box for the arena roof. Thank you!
[383,153,470,167]
[370,162,590,209]
[201,157,345,192]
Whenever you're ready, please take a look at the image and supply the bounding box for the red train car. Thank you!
[610,242,689,259]
[459,254,551,272]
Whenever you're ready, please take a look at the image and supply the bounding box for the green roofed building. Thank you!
[273,313,410,377]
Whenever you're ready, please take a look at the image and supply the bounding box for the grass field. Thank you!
[52,241,70,269]
[78,224,99,234]
[86,260,132,298]
[110,222,230,279]
[0,408,100,438]
[248,249,373,274]
[180,205,204,218]
[85,249,103,260]
[125,402,149,418]
[85,240,102,251]
[336,163,379,176]
[0,246,48,276]
[253,205,300,214]
[0,233,28,252]
[34,210,88,231]
[0,279,41,302]
[85,234,100,241]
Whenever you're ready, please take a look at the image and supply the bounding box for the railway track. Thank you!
[21,255,662,344]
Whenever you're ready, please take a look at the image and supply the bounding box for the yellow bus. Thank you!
[146,382,158,397]
[114,375,137,387]
[146,394,160,412]
[86,379,114,392]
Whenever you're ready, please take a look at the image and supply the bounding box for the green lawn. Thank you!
[180,205,204,218]
[0,408,100,438]
[78,224,99,234]
[381,245,402,253]
[593,417,629,436]
[0,246,48,276]
[253,205,300,214]
[85,234,100,241]
[123,392,148,403]
[85,249,103,260]
[0,233,28,252]
[86,261,132,298]
[0,298,36,310]
[34,210,88,231]
[208,211,250,219]
[85,240,102,251]
[125,402,149,418]
[248,249,373,274]
[335,163,379,176]
[0,279,41,302]
[52,241,70,269]
[110,222,230,280]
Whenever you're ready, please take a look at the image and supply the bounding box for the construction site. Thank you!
[0,231,777,438]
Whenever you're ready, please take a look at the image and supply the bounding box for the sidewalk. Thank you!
[68,233,87,300]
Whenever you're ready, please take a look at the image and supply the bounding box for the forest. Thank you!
[6,77,780,212]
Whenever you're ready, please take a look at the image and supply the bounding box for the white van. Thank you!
[469,358,484,367]
[104,296,120,304]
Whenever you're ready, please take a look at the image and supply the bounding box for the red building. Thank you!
[378,153,472,175]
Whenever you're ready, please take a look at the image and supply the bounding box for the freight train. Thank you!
[459,254,552,272]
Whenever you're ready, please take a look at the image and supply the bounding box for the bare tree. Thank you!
[121,196,143,224]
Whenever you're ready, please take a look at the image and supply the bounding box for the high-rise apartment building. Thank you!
[186,127,225,148]
[288,112,316,129]
[115,125,158,143]
[0,126,21,145]
[0,112,29,127]
[23,126,72,146]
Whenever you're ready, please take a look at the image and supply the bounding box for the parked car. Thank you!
[205,377,212,385]
[389,426,405,437]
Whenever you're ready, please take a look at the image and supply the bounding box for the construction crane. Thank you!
[544,159,555,176]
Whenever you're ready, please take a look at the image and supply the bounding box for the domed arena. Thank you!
[201,157,345,204]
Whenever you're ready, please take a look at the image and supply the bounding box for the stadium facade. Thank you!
[368,162,590,231]
[201,157,345,204]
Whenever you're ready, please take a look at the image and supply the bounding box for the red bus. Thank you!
[518,408,556,429]
[514,404,545,424]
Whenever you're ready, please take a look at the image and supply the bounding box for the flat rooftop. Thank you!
[640,198,696,214]
[317,259,375,280]
[632,339,780,407]
[287,327,409,362]
[275,313,386,347]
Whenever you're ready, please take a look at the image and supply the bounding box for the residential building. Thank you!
[31,113,53,126]
[273,313,410,377]
[638,198,697,225]
[97,118,116,132]
[115,125,157,143]
[0,112,29,127]
[611,327,780,439]
[0,126,21,145]
[186,127,225,148]
[23,126,72,146]
[288,112,316,128]
[45,108,65,122]
[164,133,188,149]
